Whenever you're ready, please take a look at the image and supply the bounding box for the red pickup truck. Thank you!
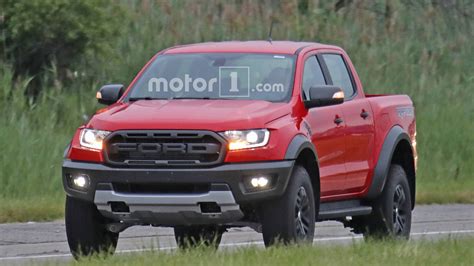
[62,41,417,257]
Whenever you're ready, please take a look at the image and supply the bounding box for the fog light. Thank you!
[72,175,90,189]
[250,177,270,188]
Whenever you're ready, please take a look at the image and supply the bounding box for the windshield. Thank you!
[126,53,295,102]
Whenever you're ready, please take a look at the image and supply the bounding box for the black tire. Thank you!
[65,196,119,259]
[357,164,412,239]
[174,225,223,249]
[260,165,316,246]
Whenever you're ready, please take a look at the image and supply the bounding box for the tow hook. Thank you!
[106,222,130,233]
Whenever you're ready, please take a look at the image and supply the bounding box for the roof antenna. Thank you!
[267,20,274,43]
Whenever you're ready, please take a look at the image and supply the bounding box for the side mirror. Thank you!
[303,86,344,109]
[96,84,124,105]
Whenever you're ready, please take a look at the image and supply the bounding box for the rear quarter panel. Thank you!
[363,94,417,195]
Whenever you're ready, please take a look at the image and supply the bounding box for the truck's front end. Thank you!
[62,51,302,256]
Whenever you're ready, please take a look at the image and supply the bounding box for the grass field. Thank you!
[47,237,474,266]
[1,1,473,223]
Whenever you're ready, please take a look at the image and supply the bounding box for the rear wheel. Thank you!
[260,165,316,246]
[174,225,223,249]
[65,196,118,259]
[355,164,412,239]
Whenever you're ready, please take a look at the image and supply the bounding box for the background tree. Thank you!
[0,0,122,96]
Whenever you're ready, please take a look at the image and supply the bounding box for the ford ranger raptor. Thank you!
[62,41,417,257]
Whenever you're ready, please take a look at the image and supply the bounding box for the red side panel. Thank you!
[361,94,416,196]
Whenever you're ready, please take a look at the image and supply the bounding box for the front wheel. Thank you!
[65,196,118,259]
[260,165,316,246]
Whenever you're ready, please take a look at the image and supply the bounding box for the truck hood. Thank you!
[87,99,291,131]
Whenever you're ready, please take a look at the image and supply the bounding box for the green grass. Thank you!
[47,238,474,266]
[1,1,473,223]
[0,197,64,223]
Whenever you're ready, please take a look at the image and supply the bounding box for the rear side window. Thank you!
[322,54,355,99]
[302,56,326,100]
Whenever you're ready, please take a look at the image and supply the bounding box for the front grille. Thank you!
[104,130,226,167]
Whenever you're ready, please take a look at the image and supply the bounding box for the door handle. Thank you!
[360,110,369,119]
[334,116,344,125]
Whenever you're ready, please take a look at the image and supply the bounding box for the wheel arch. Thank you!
[366,126,416,209]
[285,135,320,206]
[391,139,416,209]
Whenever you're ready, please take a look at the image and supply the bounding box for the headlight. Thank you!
[79,129,111,150]
[220,129,270,150]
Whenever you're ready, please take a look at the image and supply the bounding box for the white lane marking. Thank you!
[1,229,474,261]
[0,253,71,261]
[411,230,474,236]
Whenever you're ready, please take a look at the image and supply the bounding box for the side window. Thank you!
[302,56,326,100]
[322,54,355,99]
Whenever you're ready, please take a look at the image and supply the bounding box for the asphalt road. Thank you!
[1,204,474,264]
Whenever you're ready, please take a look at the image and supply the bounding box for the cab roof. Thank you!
[162,41,339,55]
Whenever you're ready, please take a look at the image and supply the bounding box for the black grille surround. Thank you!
[103,130,227,168]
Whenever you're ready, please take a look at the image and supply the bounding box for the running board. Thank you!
[318,200,372,220]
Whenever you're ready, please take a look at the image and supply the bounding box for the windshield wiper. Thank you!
[169,97,211,100]
[128,97,154,101]
[129,96,235,101]
[168,97,239,100]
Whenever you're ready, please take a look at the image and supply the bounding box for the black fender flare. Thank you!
[366,126,411,199]
[284,135,320,202]
[63,142,71,159]
[285,134,318,164]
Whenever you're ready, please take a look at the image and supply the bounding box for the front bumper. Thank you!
[62,160,294,225]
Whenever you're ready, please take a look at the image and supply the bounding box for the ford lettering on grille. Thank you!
[104,130,226,167]
[110,143,220,155]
